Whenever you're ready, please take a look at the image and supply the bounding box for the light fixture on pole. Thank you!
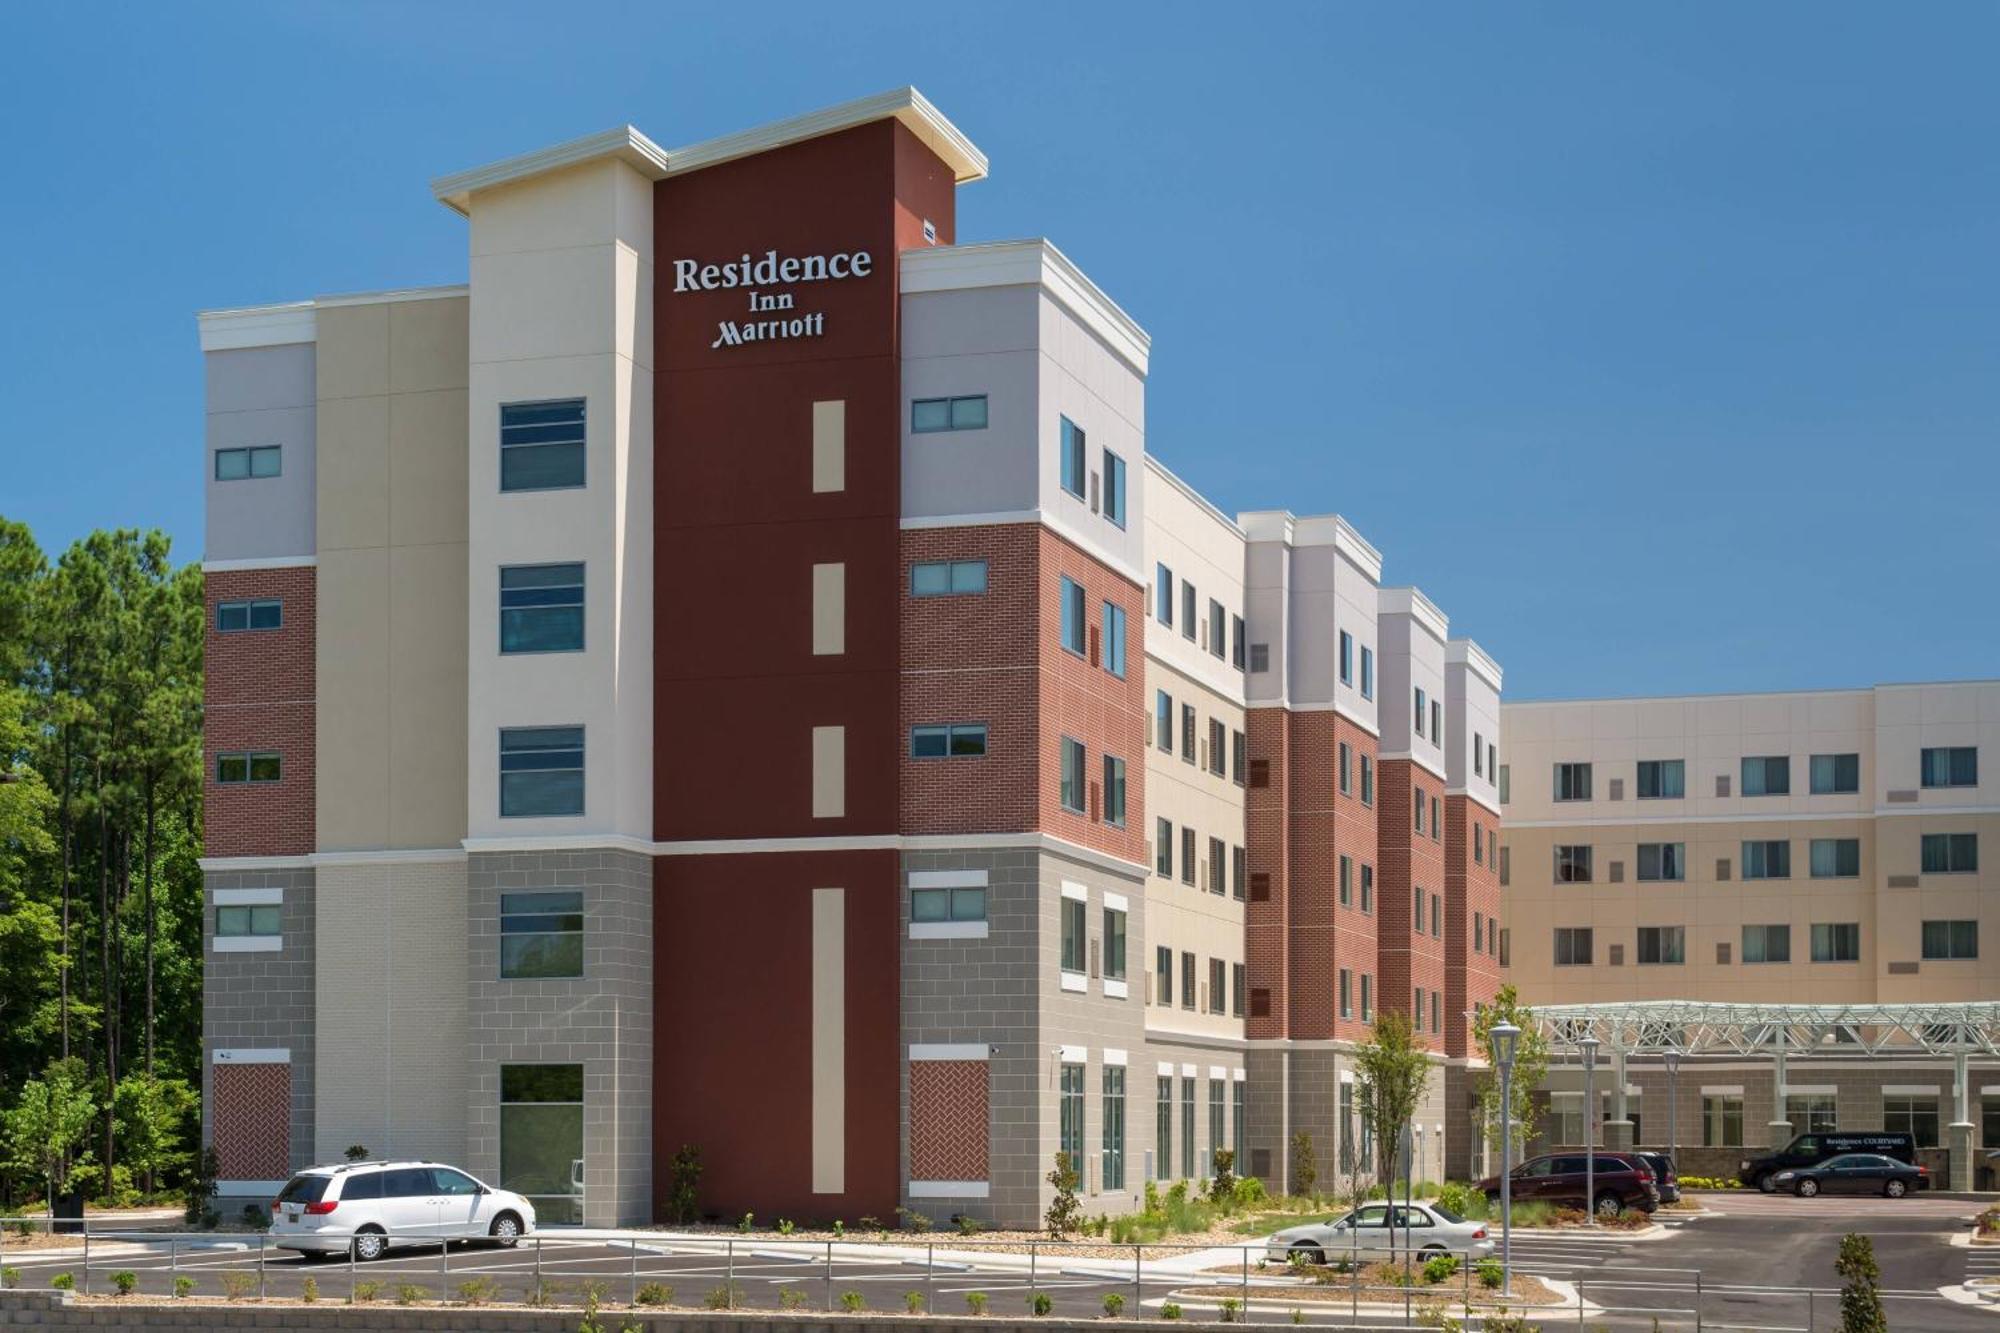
[1664,1047,1683,1187]
[1491,1019,1520,1293]
[1580,1034,1600,1225]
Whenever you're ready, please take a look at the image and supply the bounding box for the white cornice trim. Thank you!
[200,855,312,873]
[197,303,316,352]
[1381,587,1449,643]
[312,847,468,866]
[462,833,659,857]
[1248,699,1382,741]
[1447,638,1504,692]
[315,285,469,309]
[202,555,317,573]
[899,508,1147,589]
[456,829,1147,879]
[901,238,1150,376]
[1444,787,1505,820]
[651,834,901,856]
[433,87,987,216]
[1235,510,1385,583]
[1144,455,1246,538]
[1378,750,1452,784]
[1501,804,2000,829]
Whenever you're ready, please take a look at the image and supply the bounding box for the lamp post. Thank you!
[1580,1035,1600,1225]
[1491,1020,1520,1293]
[1663,1048,1683,1186]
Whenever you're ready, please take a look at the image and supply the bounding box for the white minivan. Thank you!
[269,1161,538,1261]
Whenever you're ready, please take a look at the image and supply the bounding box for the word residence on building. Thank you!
[196,88,1505,1227]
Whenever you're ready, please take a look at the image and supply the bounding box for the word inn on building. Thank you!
[195,88,1507,1227]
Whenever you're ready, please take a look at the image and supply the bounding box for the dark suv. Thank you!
[1738,1132,1917,1193]
[1635,1152,1680,1204]
[1476,1152,1660,1217]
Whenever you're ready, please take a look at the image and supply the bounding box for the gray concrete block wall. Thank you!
[466,848,652,1227]
[202,867,316,1176]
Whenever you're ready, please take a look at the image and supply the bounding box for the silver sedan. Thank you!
[1265,1201,1495,1265]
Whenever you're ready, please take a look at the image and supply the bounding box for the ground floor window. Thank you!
[1059,1063,1085,1163]
[1550,1094,1583,1147]
[500,1064,583,1225]
[1208,1081,1225,1169]
[1703,1095,1743,1147]
[1233,1080,1245,1166]
[1103,1067,1125,1191]
[1983,1097,2000,1149]
[1156,1077,1173,1180]
[1884,1096,1940,1148]
[1786,1094,1837,1135]
[1338,1081,1355,1174]
[1181,1077,1196,1178]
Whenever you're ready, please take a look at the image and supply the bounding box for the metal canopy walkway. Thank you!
[1527,999,2000,1057]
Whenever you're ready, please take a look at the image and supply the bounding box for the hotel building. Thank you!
[1500,682,2000,1182]
[195,88,1506,1227]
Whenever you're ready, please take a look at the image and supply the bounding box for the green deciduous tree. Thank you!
[1354,1009,1432,1185]
[1472,985,1550,1161]
[1836,1232,1886,1333]
[6,1059,97,1213]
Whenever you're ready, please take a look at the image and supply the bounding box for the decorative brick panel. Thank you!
[212,1062,291,1181]
[204,567,315,857]
[909,1059,989,1182]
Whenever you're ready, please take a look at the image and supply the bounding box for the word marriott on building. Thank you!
[194,88,1513,1225]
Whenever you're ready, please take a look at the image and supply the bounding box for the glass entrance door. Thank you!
[500,1064,584,1225]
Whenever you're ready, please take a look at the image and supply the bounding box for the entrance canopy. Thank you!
[1529,1000,2000,1058]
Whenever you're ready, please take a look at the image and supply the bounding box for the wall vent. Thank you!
[1716,775,1731,797]
[1608,861,1625,884]
[1887,960,1920,975]
[1608,944,1624,966]
[1887,874,1919,889]
[1250,873,1272,902]
[1886,790,1918,804]
[1608,778,1624,801]
[1250,643,1270,673]
[1715,859,1732,881]
[1251,1148,1272,1177]
[1717,942,1732,964]
[1249,759,1271,789]
[1250,988,1271,1018]
[1089,938,1100,980]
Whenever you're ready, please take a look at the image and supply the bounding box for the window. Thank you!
[912,880,986,924]
[1208,837,1226,897]
[1103,602,1127,678]
[1741,756,1790,796]
[216,599,281,632]
[1811,922,1861,963]
[1360,863,1374,913]
[1554,762,1592,802]
[1809,753,1860,795]
[1181,705,1196,764]
[1060,895,1086,974]
[1208,958,1226,1014]
[500,1064,584,1224]
[1473,911,1484,951]
[1156,691,1173,751]
[1249,643,1269,673]
[911,723,987,757]
[1209,1079,1226,1165]
[1233,1079,1246,1164]
[911,395,988,432]
[1637,842,1685,882]
[1059,416,1087,498]
[1430,990,1440,1033]
[1339,968,1352,1018]
[1359,972,1373,1022]
[1103,755,1127,827]
[1338,742,1352,794]
[1741,924,1791,964]
[1474,733,1485,777]
[1181,952,1196,1009]
[1338,855,1353,907]
[1180,827,1196,886]
[1232,615,1246,669]
[1498,928,1510,967]
[1155,947,1173,1005]
[1636,925,1684,965]
[500,890,584,978]
[1488,743,1498,787]
[1232,962,1246,1016]
[1431,700,1441,747]
[1703,1095,1743,1148]
[500,563,585,653]
[1181,1077,1196,1178]
[1413,885,1424,934]
[1059,1063,1085,1161]
[1156,1077,1173,1179]
[1156,818,1173,878]
[1359,754,1374,806]
[1232,845,1246,900]
[1921,746,1978,788]
[1474,822,1485,865]
[1431,893,1441,938]
[499,727,584,817]
[213,445,281,480]
[1338,1081,1356,1173]
[1059,576,1087,655]
[911,560,987,596]
[1741,840,1791,879]
[1554,845,1593,883]
[1414,688,1427,738]
[1359,646,1374,699]
[1156,565,1174,625]
[1810,838,1861,878]
[1787,1094,1837,1135]
[1553,927,1593,966]
[1922,919,1979,960]
[1208,720,1226,776]
[500,399,585,491]
[1338,631,1353,685]
[1232,730,1247,785]
[215,751,280,784]
[1884,1096,1941,1149]
[215,904,281,937]
[1103,450,1126,526]
[1208,599,1226,660]
[1181,582,1197,642]
[1413,786,1425,835]
[1104,906,1127,980]
[1921,833,1978,874]
[1102,1066,1126,1190]
[1636,759,1685,799]
[1431,797,1441,841]
[1060,737,1085,813]
[1497,763,1510,804]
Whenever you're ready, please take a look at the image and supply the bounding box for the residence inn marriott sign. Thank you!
[672,247,876,348]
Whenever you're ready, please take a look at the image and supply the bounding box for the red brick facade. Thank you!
[1377,758,1449,1052]
[1444,793,1504,1058]
[203,567,314,857]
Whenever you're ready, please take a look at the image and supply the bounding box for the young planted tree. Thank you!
[1472,985,1550,1163]
[5,1059,97,1214]
[1835,1232,1886,1333]
[1355,1009,1431,1186]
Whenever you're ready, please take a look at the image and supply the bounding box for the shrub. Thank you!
[1028,1290,1053,1316]
[1210,1148,1239,1205]
[956,1212,983,1237]
[524,1278,559,1307]
[831,1219,845,1238]
[220,1271,255,1300]
[301,1276,319,1303]
[109,1270,138,1296]
[1423,1252,1460,1284]
[1291,1131,1318,1197]
[1,1267,19,1290]
[1837,1232,1886,1333]
[1046,1151,1083,1238]
[576,1278,610,1307]
[705,1283,743,1310]
[636,1281,672,1306]
[173,1275,195,1298]
[1219,1296,1242,1321]
[1103,1291,1126,1316]
[1435,1181,1474,1215]
[668,1143,702,1225]
[966,1290,990,1315]
[1290,1310,1306,1325]
[737,1212,755,1233]
[897,1206,933,1233]
[1978,1207,2000,1236]
[839,1289,865,1312]
[776,1217,795,1235]
[344,1144,369,1161]
[904,1290,925,1313]
[1477,1258,1505,1289]
[353,1280,381,1303]
[1161,1300,1184,1320]
[1234,1175,1269,1207]
[457,1276,497,1305]
[240,1203,270,1229]
[395,1283,428,1306]
[778,1287,808,1310]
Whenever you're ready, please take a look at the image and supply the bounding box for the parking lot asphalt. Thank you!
[0,1194,1990,1329]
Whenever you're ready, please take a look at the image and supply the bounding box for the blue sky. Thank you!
[2,2,1994,700]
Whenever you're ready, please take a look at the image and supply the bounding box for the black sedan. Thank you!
[1774,1153,1930,1198]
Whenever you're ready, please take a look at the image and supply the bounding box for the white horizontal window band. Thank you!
[212,887,284,906]
[1103,891,1129,912]
[1057,1045,1087,1064]
[1060,880,1089,903]
[1157,1062,1176,1076]
[216,1179,291,1195]
[1784,1084,1837,1096]
[1060,972,1087,993]
[1179,1063,1196,1078]
[1208,1065,1228,1080]
[1883,1084,1940,1096]
[910,1044,986,1062]
[1103,978,1128,999]
[212,937,282,953]
[908,1180,989,1199]
[1700,1084,1744,1096]
[909,922,988,941]
[214,1048,289,1065]
[909,869,989,889]
[1102,1048,1128,1067]
[1233,1068,1247,1082]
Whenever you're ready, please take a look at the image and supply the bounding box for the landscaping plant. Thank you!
[300,1276,318,1303]
[1046,1149,1083,1238]
[172,1275,194,1299]
[1102,1292,1126,1316]
[1028,1290,1053,1316]
[636,1281,672,1306]
[965,1290,990,1315]
[1837,1232,1886,1333]
[353,1280,381,1303]
[904,1290,925,1312]
[839,1289,865,1311]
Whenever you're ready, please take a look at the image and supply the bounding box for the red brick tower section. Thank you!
[651,120,958,1224]
[1444,794,1503,1059]
[1377,759,1447,1051]
[900,524,1145,861]
[203,567,314,857]
[1244,710,1378,1041]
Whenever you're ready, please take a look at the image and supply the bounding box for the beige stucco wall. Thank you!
[314,294,470,852]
